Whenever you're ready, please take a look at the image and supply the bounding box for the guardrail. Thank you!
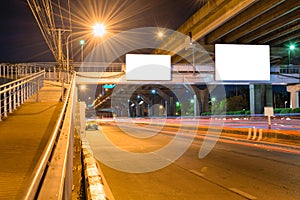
[21,72,76,200]
[0,63,68,82]
[0,70,45,121]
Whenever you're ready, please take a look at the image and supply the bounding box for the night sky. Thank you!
[0,0,201,63]
[0,0,51,62]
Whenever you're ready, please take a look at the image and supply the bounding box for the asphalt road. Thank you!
[86,122,300,200]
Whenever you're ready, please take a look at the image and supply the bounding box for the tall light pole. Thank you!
[80,39,85,62]
[288,44,295,66]
[65,30,72,72]
[78,23,106,63]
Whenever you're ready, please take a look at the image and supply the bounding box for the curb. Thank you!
[81,138,108,200]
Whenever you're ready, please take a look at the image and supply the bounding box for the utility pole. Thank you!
[57,28,63,68]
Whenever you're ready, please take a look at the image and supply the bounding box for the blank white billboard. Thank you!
[126,54,171,80]
[215,44,270,81]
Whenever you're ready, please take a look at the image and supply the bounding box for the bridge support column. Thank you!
[249,84,273,114]
[135,101,141,117]
[168,97,175,116]
[287,84,300,109]
[199,87,209,113]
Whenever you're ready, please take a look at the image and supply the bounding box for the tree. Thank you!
[226,95,248,111]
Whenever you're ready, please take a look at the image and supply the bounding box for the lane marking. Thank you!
[229,188,257,200]
[190,169,204,177]
[190,169,257,200]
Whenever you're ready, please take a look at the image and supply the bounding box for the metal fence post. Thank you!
[21,83,25,104]
[36,78,40,102]
[17,83,21,107]
[8,88,12,114]
[13,83,17,110]
[0,92,2,121]
[4,87,7,118]
[28,82,31,101]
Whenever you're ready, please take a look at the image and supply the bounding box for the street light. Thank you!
[288,44,296,66]
[65,31,73,73]
[80,39,85,62]
[93,23,106,37]
[285,100,288,109]
[156,30,165,39]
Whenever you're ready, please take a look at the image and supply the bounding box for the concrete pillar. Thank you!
[168,96,175,116]
[249,84,273,114]
[135,101,140,117]
[193,94,198,116]
[249,84,255,115]
[191,85,202,116]
[290,91,299,108]
[148,104,151,117]
[287,84,300,109]
[265,85,273,107]
[199,87,209,113]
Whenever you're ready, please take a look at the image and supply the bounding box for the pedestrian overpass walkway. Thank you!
[0,81,63,199]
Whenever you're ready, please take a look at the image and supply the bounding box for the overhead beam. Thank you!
[257,23,300,44]
[223,0,300,43]
[206,0,285,44]
[155,0,255,56]
[192,0,256,42]
[155,0,228,54]
[239,8,300,43]
[271,33,300,46]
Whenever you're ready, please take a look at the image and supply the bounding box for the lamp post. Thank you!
[78,23,106,63]
[288,44,295,66]
[79,39,85,62]
[66,32,72,72]
[285,100,287,109]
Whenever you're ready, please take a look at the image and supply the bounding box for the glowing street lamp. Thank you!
[80,39,85,62]
[79,84,87,91]
[93,23,106,37]
[288,44,296,65]
[157,31,164,39]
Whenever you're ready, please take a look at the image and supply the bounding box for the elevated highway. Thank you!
[155,0,300,65]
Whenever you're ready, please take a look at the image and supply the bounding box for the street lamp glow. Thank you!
[157,31,164,38]
[80,85,87,91]
[93,23,106,37]
[289,44,295,50]
[79,39,85,45]
[288,44,296,65]
[79,40,85,62]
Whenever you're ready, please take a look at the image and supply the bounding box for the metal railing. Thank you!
[271,65,300,74]
[0,70,45,121]
[0,63,68,82]
[21,72,76,200]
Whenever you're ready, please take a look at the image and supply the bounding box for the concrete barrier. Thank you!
[81,138,107,200]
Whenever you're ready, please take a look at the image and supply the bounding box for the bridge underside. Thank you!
[155,0,300,65]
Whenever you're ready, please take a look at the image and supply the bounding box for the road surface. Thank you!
[85,121,300,200]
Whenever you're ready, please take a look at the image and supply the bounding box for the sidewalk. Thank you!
[0,81,63,199]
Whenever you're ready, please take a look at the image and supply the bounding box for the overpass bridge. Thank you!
[1,62,299,118]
